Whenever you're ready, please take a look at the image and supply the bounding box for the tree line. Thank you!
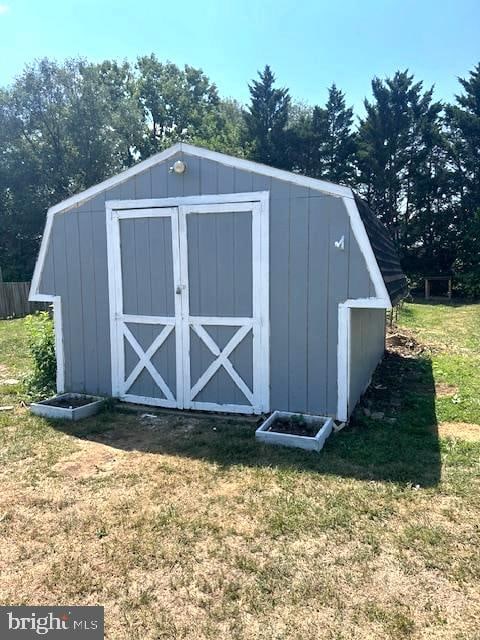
[0,56,479,295]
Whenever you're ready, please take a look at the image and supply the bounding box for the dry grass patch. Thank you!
[0,407,479,639]
[438,422,480,442]
[434,382,458,397]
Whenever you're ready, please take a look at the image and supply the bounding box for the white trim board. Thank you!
[336,298,389,422]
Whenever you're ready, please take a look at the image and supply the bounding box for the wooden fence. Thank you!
[0,282,50,319]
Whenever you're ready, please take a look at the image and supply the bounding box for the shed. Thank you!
[29,143,407,421]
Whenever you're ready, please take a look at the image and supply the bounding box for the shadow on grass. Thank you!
[51,351,441,488]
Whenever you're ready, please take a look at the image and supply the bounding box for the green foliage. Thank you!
[1,56,480,293]
[23,312,56,399]
[135,55,221,154]
[244,65,290,167]
[356,71,443,259]
[454,269,480,298]
[287,85,357,183]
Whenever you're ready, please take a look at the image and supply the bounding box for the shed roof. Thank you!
[354,194,408,306]
[31,143,407,308]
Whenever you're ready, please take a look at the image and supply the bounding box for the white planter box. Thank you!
[256,411,334,452]
[30,393,105,421]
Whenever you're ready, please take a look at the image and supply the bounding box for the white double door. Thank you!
[107,197,269,414]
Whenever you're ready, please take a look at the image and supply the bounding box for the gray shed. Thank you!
[29,143,407,421]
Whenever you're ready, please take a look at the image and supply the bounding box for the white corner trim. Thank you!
[52,296,65,393]
[342,195,392,308]
[29,210,55,302]
[336,297,389,422]
[343,297,390,309]
[24,292,65,395]
[337,304,351,422]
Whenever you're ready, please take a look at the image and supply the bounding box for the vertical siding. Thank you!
[269,188,290,411]
[78,211,98,393]
[326,199,350,414]
[288,194,309,412]
[307,197,329,413]
[50,214,70,388]
[349,308,386,412]
[64,211,85,391]
[91,210,111,395]
[37,151,375,413]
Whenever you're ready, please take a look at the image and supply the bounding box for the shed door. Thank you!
[179,202,268,414]
[109,207,183,408]
[108,199,269,414]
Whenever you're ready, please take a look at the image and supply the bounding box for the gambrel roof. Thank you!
[30,143,407,308]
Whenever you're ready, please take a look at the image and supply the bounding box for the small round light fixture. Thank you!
[172,159,186,175]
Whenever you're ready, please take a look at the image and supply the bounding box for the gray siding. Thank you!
[349,308,386,413]
[37,151,375,415]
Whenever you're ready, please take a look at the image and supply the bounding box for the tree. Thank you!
[285,86,356,183]
[135,55,220,155]
[356,71,442,262]
[445,64,480,284]
[245,65,290,167]
[194,98,247,157]
[313,84,357,183]
[0,58,142,280]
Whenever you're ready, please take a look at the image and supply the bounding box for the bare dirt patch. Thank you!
[386,328,428,357]
[435,382,458,397]
[52,442,123,479]
[438,422,480,442]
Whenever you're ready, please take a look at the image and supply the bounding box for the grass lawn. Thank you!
[0,302,479,639]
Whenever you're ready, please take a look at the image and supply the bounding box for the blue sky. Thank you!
[0,0,478,114]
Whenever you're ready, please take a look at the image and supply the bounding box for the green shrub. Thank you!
[454,271,480,299]
[24,311,56,399]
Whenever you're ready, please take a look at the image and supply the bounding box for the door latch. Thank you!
[176,285,184,295]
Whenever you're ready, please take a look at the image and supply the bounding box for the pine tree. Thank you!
[356,71,442,262]
[445,63,480,289]
[313,84,356,183]
[285,85,356,183]
[245,65,290,168]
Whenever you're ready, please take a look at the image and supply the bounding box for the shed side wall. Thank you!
[37,151,375,415]
[348,308,386,413]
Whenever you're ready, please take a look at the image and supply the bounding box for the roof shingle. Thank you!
[354,194,408,306]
